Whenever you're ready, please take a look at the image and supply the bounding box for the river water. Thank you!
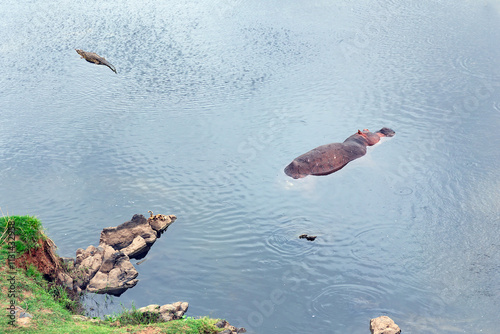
[1,1,500,333]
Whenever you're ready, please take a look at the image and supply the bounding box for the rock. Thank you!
[214,319,246,334]
[215,320,227,328]
[137,304,161,313]
[60,256,75,270]
[121,235,148,258]
[86,249,138,296]
[73,245,105,289]
[13,306,33,327]
[148,214,177,233]
[136,302,188,322]
[99,214,157,253]
[14,306,33,319]
[99,245,122,274]
[370,316,401,334]
[159,301,189,321]
[57,272,74,290]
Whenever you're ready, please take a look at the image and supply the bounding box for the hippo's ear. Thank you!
[357,130,367,137]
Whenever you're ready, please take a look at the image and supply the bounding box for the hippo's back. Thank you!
[285,143,365,179]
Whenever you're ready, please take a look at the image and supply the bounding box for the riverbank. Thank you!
[0,215,236,333]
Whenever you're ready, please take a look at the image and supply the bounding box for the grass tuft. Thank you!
[0,215,46,255]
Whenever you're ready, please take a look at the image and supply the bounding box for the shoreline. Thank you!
[0,214,244,333]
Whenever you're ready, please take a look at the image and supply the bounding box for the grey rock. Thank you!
[14,306,32,319]
[137,302,188,322]
[121,235,148,258]
[57,272,74,290]
[86,250,138,296]
[215,320,227,328]
[99,214,157,252]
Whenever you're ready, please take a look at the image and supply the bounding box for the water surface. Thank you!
[1,1,500,333]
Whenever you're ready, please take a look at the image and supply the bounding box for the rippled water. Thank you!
[1,1,500,333]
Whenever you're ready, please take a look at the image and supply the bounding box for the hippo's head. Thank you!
[377,127,396,137]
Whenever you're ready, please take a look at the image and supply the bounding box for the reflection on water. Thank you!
[1,0,500,333]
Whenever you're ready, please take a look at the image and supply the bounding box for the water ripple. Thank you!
[349,222,423,270]
[308,283,388,323]
[264,216,319,258]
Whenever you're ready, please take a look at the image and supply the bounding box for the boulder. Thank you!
[148,214,177,233]
[137,304,161,313]
[99,245,122,273]
[73,245,105,289]
[99,214,157,252]
[57,272,74,290]
[370,316,401,334]
[215,319,247,333]
[137,302,189,322]
[86,247,138,296]
[121,235,148,258]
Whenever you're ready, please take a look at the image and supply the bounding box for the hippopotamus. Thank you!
[284,127,395,179]
[76,49,117,73]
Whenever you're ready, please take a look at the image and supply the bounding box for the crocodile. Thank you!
[76,49,117,73]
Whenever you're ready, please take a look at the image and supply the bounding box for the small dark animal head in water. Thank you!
[75,49,84,56]
[299,234,317,241]
[377,127,396,137]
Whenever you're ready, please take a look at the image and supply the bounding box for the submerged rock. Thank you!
[370,316,401,334]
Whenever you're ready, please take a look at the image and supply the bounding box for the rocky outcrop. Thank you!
[67,213,176,296]
[99,213,176,258]
[370,316,401,334]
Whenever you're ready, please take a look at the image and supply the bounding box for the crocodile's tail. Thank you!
[105,63,117,74]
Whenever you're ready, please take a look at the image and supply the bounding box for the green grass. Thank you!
[104,303,163,325]
[0,215,224,333]
[0,215,46,256]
